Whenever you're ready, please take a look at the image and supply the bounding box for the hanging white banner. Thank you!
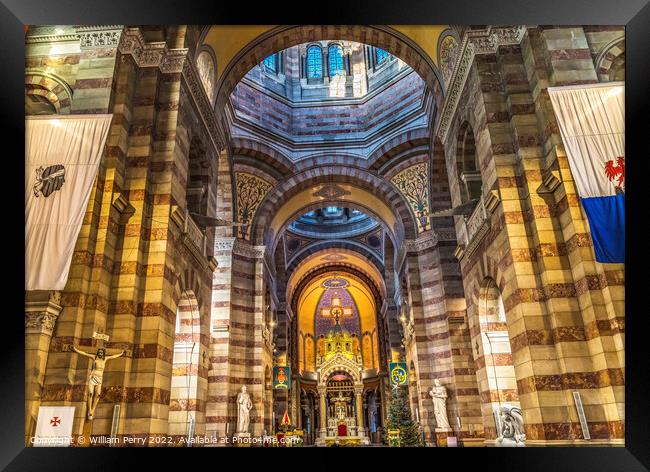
[33,406,76,447]
[25,114,113,291]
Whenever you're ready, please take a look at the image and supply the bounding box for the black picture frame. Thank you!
[2,0,648,470]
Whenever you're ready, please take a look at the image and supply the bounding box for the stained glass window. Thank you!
[376,48,389,64]
[328,44,345,76]
[263,54,278,73]
[307,46,322,79]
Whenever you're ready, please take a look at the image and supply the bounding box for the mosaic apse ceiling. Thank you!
[315,277,361,338]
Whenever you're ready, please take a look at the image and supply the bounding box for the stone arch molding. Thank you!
[25,70,73,114]
[252,169,419,251]
[318,353,362,386]
[209,25,446,126]
[595,36,625,83]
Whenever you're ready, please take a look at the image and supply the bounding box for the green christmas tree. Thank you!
[386,385,421,446]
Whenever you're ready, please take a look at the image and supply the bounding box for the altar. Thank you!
[314,313,370,446]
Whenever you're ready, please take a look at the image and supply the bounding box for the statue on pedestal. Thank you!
[429,379,451,430]
[71,346,125,420]
[236,385,253,435]
[496,404,526,446]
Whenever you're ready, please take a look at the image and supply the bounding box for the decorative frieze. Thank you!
[77,26,123,48]
[436,26,528,143]
[181,55,226,153]
[313,184,351,200]
[214,237,236,252]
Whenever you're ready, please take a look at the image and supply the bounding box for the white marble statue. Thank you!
[236,385,253,434]
[496,404,526,447]
[429,379,451,430]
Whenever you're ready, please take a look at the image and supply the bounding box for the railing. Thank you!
[183,210,207,257]
[465,194,488,244]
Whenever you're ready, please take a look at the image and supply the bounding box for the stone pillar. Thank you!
[25,290,62,445]
[72,26,123,114]
[206,237,235,439]
[354,384,365,436]
[318,386,327,438]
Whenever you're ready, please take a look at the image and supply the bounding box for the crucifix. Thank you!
[320,291,354,326]
[70,329,125,420]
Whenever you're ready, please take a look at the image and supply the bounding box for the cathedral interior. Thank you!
[24,24,625,447]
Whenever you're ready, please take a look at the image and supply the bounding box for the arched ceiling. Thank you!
[254,168,420,250]
[201,25,447,123]
[287,247,385,305]
[202,25,448,84]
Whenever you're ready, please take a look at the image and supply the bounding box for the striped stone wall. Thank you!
[441,26,625,446]
[27,27,219,446]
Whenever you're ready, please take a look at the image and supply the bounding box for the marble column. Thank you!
[318,386,327,437]
[354,384,365,436]
[25,290,62,446]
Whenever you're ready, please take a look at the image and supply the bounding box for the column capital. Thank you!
[233,239,266,259]
[25,290,63,336]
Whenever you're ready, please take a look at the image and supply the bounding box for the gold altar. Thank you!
[315,315,370,445]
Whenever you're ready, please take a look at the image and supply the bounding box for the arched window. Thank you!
[375,48,389,65]
[328,44,345,76]
[307,45,323,79]
[456,122,482,203]
[263,53,278,73]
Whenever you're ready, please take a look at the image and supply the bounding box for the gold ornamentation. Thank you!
[391,163,431,233]
[235,173,272,240]
[439,34,460,86]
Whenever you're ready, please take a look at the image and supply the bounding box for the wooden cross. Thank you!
[320,291,354,326]
[63,327,128,357]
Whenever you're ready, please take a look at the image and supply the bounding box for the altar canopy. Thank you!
[548,83,625,263]
[25,115,113,290]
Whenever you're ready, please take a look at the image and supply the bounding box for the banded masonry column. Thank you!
[38,25,128,444]
[229,241,267,437]
[25,290,62,444]
[519,26,624,444]
[206,237,236,439]
[400,233,480,446]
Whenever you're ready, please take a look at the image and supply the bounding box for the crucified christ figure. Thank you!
[72,346,125,420]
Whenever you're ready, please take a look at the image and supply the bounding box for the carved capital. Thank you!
[404,233,439,253]
[118,27,188,74]
[26,312,58,335]
[161,49,188,74]
[233,240,266,259]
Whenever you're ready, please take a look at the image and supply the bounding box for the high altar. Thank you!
[315,314,370,446]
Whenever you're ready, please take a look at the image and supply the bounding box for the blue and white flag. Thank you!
[549,83,624,263]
